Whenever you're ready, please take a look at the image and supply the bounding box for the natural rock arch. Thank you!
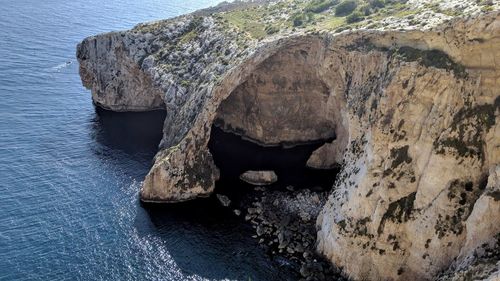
[140,35,356,203]
[214,37,345,149]
[78,12,500,281]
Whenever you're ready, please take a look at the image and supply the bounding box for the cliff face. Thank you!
[77,32,165,111]
[315,14,500,280]
[77,2,500,280]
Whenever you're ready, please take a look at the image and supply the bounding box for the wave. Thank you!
[49,60,73,72]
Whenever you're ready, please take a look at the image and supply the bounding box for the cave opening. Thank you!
[207,38,347,202]
[208,125,340,198]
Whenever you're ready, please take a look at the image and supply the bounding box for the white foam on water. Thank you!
[49,61,73,72]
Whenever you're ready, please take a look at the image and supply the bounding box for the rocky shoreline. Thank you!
[245,188,344,281]
[215,180,347,281]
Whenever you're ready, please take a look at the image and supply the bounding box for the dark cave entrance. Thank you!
[207,39,348,200]
[94,106,166,156]
[207,125,340,200]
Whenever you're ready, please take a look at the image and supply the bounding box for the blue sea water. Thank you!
[0,1,296,280]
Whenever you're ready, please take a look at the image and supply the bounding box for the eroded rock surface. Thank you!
[215,40,335,146]
[77,2,500,280]
[436,233,500,281]
[314,15,500,281]
[77,32,165,111]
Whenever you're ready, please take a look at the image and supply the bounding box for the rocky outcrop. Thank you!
[77,31,165,111]
[306,140,346,169]
[315,14,500,281]
[77,3,500,280]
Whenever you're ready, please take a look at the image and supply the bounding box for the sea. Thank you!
[0,1,297,280]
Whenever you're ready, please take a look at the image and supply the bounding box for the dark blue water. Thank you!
[0,1,296,280]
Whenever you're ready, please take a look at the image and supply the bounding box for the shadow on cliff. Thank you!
[208,125,339,196]
[88,107,297,280]
[143,199,299,281]
[89,107,165,159]
[139,125,338,281]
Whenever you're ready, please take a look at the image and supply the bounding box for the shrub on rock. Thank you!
[335,0,358,16]
[305,0,339,13]
[346,11,365,23]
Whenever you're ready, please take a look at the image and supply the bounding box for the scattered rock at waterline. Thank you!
[239,170,277,186]
[216,194,231,207]
[243,188,343,280]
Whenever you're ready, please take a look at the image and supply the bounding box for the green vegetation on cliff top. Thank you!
[210,0,497,40]
[215,0,412,37]
[136,0,498,43]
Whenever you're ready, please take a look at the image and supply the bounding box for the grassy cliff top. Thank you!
[135,0,499,45]
[208,0,498,39]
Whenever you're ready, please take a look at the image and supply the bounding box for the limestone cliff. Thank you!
[77,1,500,280]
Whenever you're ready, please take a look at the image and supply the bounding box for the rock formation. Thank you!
[216,194,231,207]
[240,170,278,185]
[77,1,500,280]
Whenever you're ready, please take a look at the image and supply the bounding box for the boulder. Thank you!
[216,194,231,207]
[239,170,278,186]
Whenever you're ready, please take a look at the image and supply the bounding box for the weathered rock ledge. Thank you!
[77,3,500,280]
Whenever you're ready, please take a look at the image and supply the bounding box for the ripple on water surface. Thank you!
[0,1,297,280]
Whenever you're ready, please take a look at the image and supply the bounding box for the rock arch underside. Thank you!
[77,12,500,281]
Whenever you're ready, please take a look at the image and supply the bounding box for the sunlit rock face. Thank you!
[315,13,500,281]
[215,39,336,146]
[77,9,500,281]
[77,32,165,112]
